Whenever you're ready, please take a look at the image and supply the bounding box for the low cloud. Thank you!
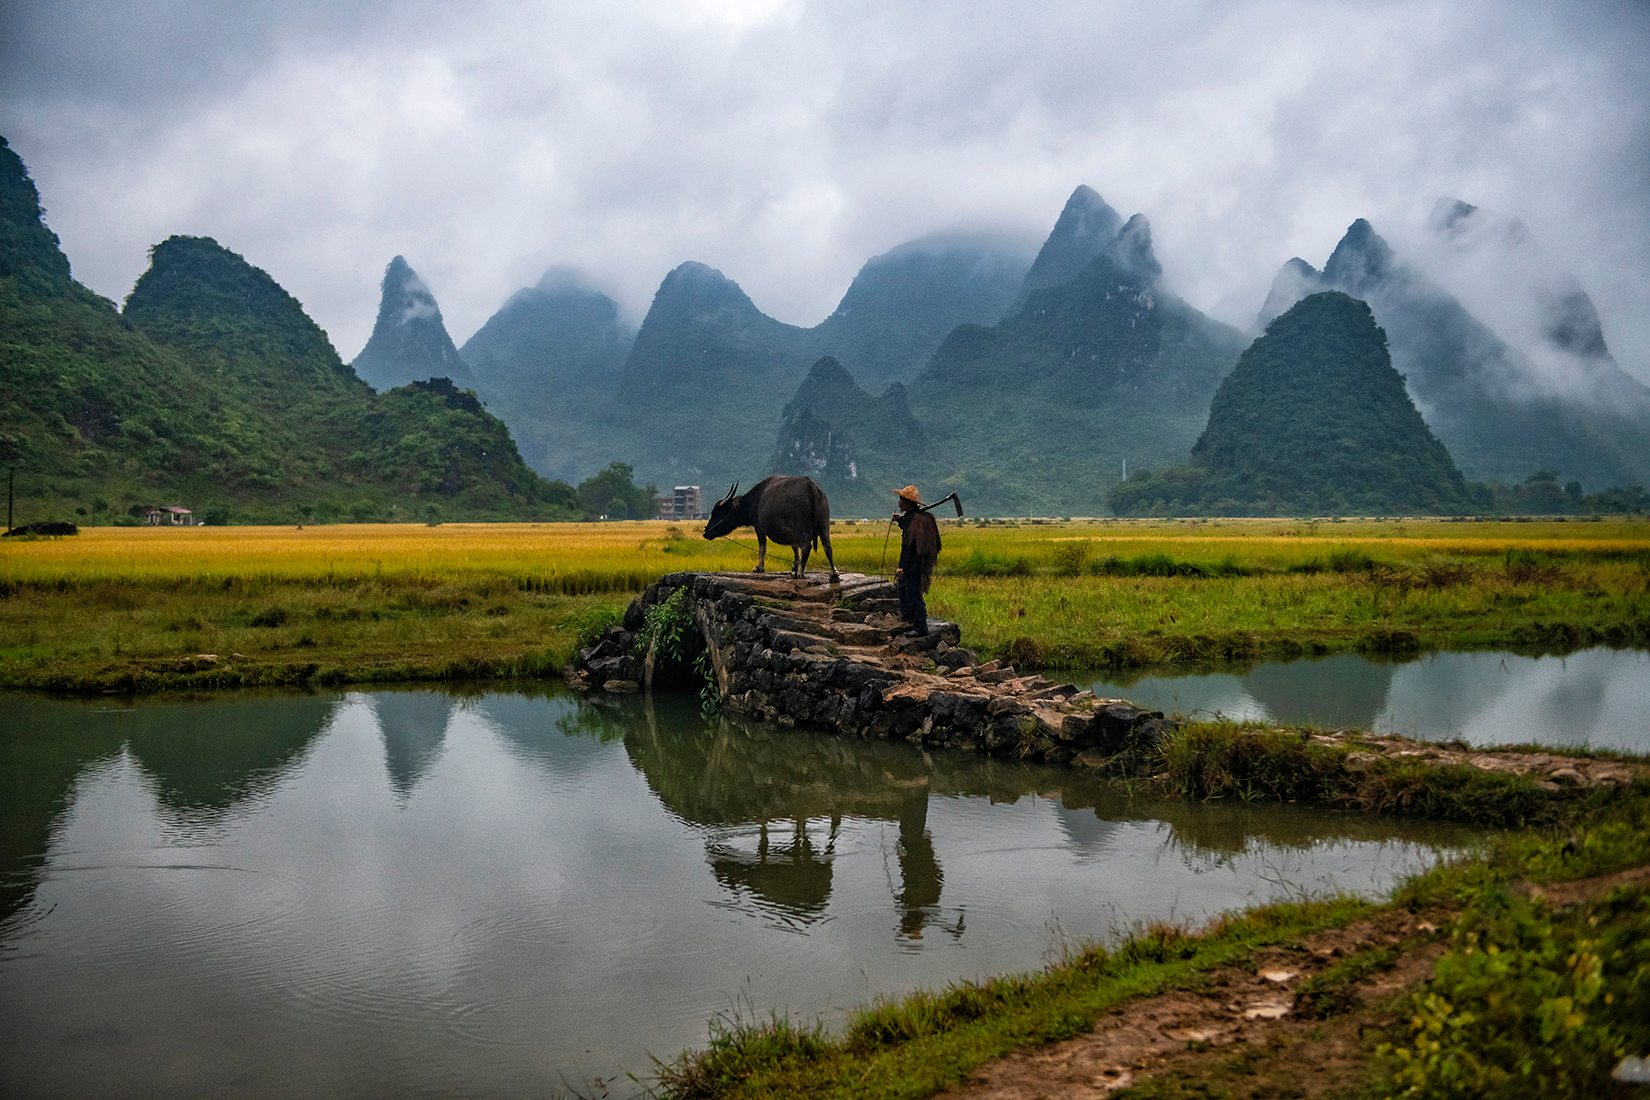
[2,0,1645,380]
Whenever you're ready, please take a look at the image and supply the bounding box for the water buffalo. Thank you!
[703,475,840,583]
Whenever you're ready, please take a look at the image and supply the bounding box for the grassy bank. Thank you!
[658,895,1381,1099]
[1,518,1647,692]
[1128,721,1556,827]
[655,780,1650,1099]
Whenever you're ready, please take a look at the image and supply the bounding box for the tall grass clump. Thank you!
[952,547,1032,577]
[1091,552,1214,578]
[654,1010,829,1100]
[1149,723,1550,826]
[1052,539,1092,576]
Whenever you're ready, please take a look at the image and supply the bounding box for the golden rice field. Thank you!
[2,517,1648,693]
[5,516,1650,581]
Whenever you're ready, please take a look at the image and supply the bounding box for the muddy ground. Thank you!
[942,866,1650,1099]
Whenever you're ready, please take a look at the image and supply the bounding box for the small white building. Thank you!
[145,506,195,526]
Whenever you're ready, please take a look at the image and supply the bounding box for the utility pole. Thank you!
[1121,457,1128,482]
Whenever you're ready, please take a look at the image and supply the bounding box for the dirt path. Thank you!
[943,864,1650,1100]
[941,908,1444,1099]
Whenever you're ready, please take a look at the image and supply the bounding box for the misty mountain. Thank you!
[1425,198,1611,360]
[607,260,820,489]
[124,237,571,516]
[811,231,1035,390]
[1421,197,1650,428]
[350,256,472,392]
[1112,292,1482,516]
[1257,218,1650,488]
[767,356,926,513]
[1013,185,1124,308]
[534,225,1027,496]
[0,134,579,523]
[459,267,636,482]
[907,208,1248,514]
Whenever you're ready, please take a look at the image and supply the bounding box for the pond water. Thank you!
[1,687,1476,1097]
[1086,647,1650,754]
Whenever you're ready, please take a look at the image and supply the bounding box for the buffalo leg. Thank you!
[754,533,766,573]
[820,529,840,583]
[795,540,810,577]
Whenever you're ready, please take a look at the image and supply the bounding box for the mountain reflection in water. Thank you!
[1,685,1478,1098]
[1091,647,1650,753]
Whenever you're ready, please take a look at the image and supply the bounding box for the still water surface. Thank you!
[2,687,1477,1096]
[1088,647,1650,753]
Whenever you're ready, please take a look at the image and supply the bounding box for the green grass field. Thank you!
[2,517,1647,692]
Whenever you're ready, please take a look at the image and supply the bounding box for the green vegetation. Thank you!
[0,137,603,526]
[0,135,71,291]
[0,570,613,693]
[1136,721,1549,827]
[1111,292,1484,517]
[1377,883,1649,1097]
[929,523,1650,670]
[0,523,666,693]
[575,461,658,519]
[1484,469,1650,516]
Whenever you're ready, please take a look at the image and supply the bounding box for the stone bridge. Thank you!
[569,570,1647,797]
[569,570,1169,767]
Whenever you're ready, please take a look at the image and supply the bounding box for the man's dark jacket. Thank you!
[896,509,941,591]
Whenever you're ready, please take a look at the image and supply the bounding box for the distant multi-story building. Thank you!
[655,485,705,522]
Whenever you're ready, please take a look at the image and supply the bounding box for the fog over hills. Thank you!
[1012,185,1123,308]
[1419,199,1627,389]
[340,178,1649,515]
[1257,218,1650,488]
[1113,292,1482,517]
[9,107,1650,521]
[350,256,472,393]
[902,199,1247,514]
[449,230,1036,498]
[459,266,636,482]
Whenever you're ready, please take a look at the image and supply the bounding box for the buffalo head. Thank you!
[702,482,741,540]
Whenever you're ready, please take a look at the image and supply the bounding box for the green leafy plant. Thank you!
[633,587,694,662]
[1378,886,1648,1097]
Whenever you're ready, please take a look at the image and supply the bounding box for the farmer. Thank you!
[892,484,942,636]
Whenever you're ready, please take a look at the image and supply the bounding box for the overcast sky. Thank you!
[2,0,1646,377]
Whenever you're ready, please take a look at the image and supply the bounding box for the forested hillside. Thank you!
[0,136,579,524]
[1112,292,1483,516]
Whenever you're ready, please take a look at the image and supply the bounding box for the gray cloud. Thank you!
[2,0,1645,378]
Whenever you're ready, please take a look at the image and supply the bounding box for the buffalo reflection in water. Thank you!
[558,690,1479,939]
